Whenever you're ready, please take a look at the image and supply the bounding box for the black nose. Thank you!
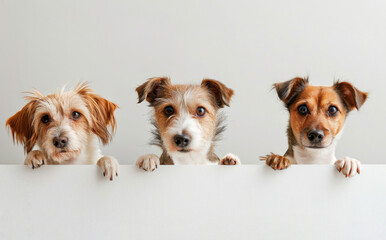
[307,130,324,143]
[53,136,68,148]
[174,134,191,148]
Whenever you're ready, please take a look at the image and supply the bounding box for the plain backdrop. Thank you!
[0,0,385,164]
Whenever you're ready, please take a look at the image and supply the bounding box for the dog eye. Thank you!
[163,106,174,116]
[196,107,206,117]
[41,115,51,124]
[71,111,81,120]
[297,104,309,115]
[327,106,338,116]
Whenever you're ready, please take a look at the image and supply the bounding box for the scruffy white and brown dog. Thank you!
[6,83,119,180]
[135,77,240,171]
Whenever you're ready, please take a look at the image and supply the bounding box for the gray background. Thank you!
[0,0,384,164]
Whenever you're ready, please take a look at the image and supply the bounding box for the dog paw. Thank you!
[25,150,46,169]
[97,156,119,181]
[260,153,290,170]
[334,157,361,178]
[136,154,160,172]
[220,153,241,165]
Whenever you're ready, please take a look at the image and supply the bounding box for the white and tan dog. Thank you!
[6,83,119,180]
[261,77,367,177]
[135,77,240,171]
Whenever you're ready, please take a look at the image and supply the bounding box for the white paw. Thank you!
[136,154,160,172]
[334,157,361,178]
[97,156,119,181]
[25,150,46,169]
[220,153,241,165]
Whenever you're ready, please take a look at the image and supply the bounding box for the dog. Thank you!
[260,77,367,177]
[6,83,119,180]
[135,77,240,171]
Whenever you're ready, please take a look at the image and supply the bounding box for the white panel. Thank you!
[0,165,385,240]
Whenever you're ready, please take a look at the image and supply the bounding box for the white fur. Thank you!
[289,127,360,177]
[291,144,337,164]
[55,135,102,165]
[334,157,361,177]
[136,154,160,171]
[290,128,343,165]
[220,153,241,165]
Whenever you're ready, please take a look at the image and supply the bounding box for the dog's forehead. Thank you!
[297,85,341,105]
[36,91,87,116]
[162,85,213,104]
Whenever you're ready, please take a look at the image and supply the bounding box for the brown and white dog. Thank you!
[261,77,367,177]
[135,77,240,171]
[6,83,119,180]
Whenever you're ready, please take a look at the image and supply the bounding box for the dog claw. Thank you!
[136,154,160,172]
[263,153,290,170]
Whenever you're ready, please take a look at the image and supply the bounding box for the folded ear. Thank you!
[136,77,171,104]
[334,81,368,111]
[201,79,234,108]
[6,101,38,153]
[77,83,118,145]
[274,77,309,106]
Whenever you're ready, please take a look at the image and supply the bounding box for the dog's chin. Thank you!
[50,149,80,163]
[177,149,192,153]
[304,146,327,149]
[302,142,332,149]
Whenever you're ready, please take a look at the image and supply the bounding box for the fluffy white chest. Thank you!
[291,145,337,164]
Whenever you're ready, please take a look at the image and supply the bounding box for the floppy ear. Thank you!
[201,79,234,108]
[76,83,118,145]
[334,81,368,111]
[6,101,38,153]
[136,77,171,104]
[274,77,309,106]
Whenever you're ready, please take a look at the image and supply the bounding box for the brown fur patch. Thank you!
[201,79,234,107]
[77,83,118,145]
[334,81,368,111]
[6,100,39,153]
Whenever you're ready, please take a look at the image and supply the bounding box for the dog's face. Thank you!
[136,77,233,157]
[275,78,367,149]
[6,83,118,163]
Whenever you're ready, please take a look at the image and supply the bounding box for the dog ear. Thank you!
[6,101,38,153]
[136,77,171,104]
[201,79,234,108]
[334,81,367,111]
[274,77,309,106]
[76,83,118,145]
